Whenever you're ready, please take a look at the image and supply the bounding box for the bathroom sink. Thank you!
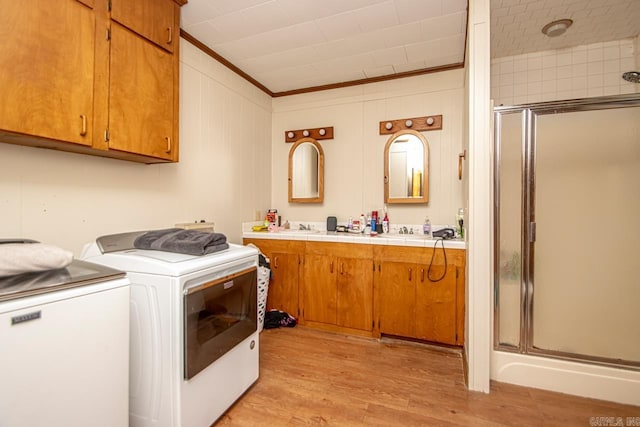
[383,234,427,239]
[278,229,320,234]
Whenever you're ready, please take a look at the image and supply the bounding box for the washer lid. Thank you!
[0,260,125,302]
[83,243,257,276]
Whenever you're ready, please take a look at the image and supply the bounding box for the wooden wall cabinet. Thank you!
[0,0,96,147]
[375,246,465,346]
[302,243,374,335]
[243,239,304,319]
[0,0,182,164]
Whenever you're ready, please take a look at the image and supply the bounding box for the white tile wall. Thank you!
[491,38,640,106]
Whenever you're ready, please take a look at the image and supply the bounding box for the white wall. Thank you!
[491,38,639,106]
[0,38,272,254]
[271,71,465,227]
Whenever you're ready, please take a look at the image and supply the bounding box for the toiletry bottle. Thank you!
[348,216,353,230]
[370,210,377,233]
[382,211,389,234]
[423,217,431,237]
[456,208,464,239]
[360,214,366,233]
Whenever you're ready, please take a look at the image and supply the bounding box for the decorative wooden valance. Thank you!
[285,126,333,143]
[379,115,442,135]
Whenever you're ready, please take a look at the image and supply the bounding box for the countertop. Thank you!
[242,230,466,249]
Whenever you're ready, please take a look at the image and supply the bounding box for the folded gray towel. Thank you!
[133,228,229,256]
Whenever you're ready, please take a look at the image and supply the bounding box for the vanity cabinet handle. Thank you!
[408,268,412,281]
[340,263,344,275]
[167,26,172,44]
[330,261,333,273]
[420,268,425,282]
[165,136,172,153]
[274,256,279,269]
[80,114,87,136]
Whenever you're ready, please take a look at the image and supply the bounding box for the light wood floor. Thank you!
[216,327,640,426]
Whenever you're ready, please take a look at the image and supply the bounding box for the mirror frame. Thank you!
[384,129,429,204]
[288,137,324,203]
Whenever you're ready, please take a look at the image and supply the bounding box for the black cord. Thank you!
[427,238,447,282]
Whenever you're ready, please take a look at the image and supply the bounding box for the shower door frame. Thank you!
[493,94,640,370]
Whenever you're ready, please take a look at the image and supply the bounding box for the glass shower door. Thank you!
[530,106,640,364]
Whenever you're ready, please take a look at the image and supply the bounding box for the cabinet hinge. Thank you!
[106,28,111,41]
[104,128,110,142]
[107,0,112,12]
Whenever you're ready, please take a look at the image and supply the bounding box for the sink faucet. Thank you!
[299,223,309,230]
[400,226,408,234]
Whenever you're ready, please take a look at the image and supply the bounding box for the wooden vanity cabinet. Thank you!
[375,246,465,346]
[0,0,182,163]
[242,239,304,319]
[302,243,374,335]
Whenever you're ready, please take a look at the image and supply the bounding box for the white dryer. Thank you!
[82,231,259,427]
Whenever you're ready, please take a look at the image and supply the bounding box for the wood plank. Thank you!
[216,327,640,426]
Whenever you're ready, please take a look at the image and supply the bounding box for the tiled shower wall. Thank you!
[491,37,640,106]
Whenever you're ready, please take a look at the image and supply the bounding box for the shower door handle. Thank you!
[529,222,536,242]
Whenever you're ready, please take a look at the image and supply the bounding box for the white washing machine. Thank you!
[82,231,259,427]
[0,259,130,427]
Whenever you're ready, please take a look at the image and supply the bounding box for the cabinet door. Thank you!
[415,265,458,345]
[109,23,175,160]
[337,258,373,331]
[267,252,299,317]
[379,262,416,337]
[302,254,336,325]
[0,0,94,145]
[111,0,176,52]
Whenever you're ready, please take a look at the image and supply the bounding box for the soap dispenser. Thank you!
[423,217,431,237]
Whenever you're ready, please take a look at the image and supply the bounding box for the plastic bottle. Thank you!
[348,216,353,230]
[359,214,366,233]
[456,208,464,239]
[382,212,389,234]
[370,210,377,234]
[423,217,431,237]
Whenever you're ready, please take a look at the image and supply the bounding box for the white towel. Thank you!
[0,243,74,277]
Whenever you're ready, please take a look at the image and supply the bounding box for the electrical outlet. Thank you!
[254,209,262,221]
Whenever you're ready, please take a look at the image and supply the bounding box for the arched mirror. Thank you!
[384,129,429,204]
[288,137,324,203]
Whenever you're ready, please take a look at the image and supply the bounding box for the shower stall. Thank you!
[492,94,640,404]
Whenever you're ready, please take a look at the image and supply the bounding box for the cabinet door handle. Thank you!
[167,26,172,44]
[274,256,279,269]
[330,261,333,273]
[340,262,344,275]
[421,268,425,282]
[408,268,412,281]
[80,114,87,136]
[165,136,171,153]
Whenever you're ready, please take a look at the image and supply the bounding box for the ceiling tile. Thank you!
[364,65,396,77]
[371,46,408,68]
[394,0,444,24]
[315,10,362,42]
[355,1,399,33]
[206,1,294,43]
[420,12,466,41]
